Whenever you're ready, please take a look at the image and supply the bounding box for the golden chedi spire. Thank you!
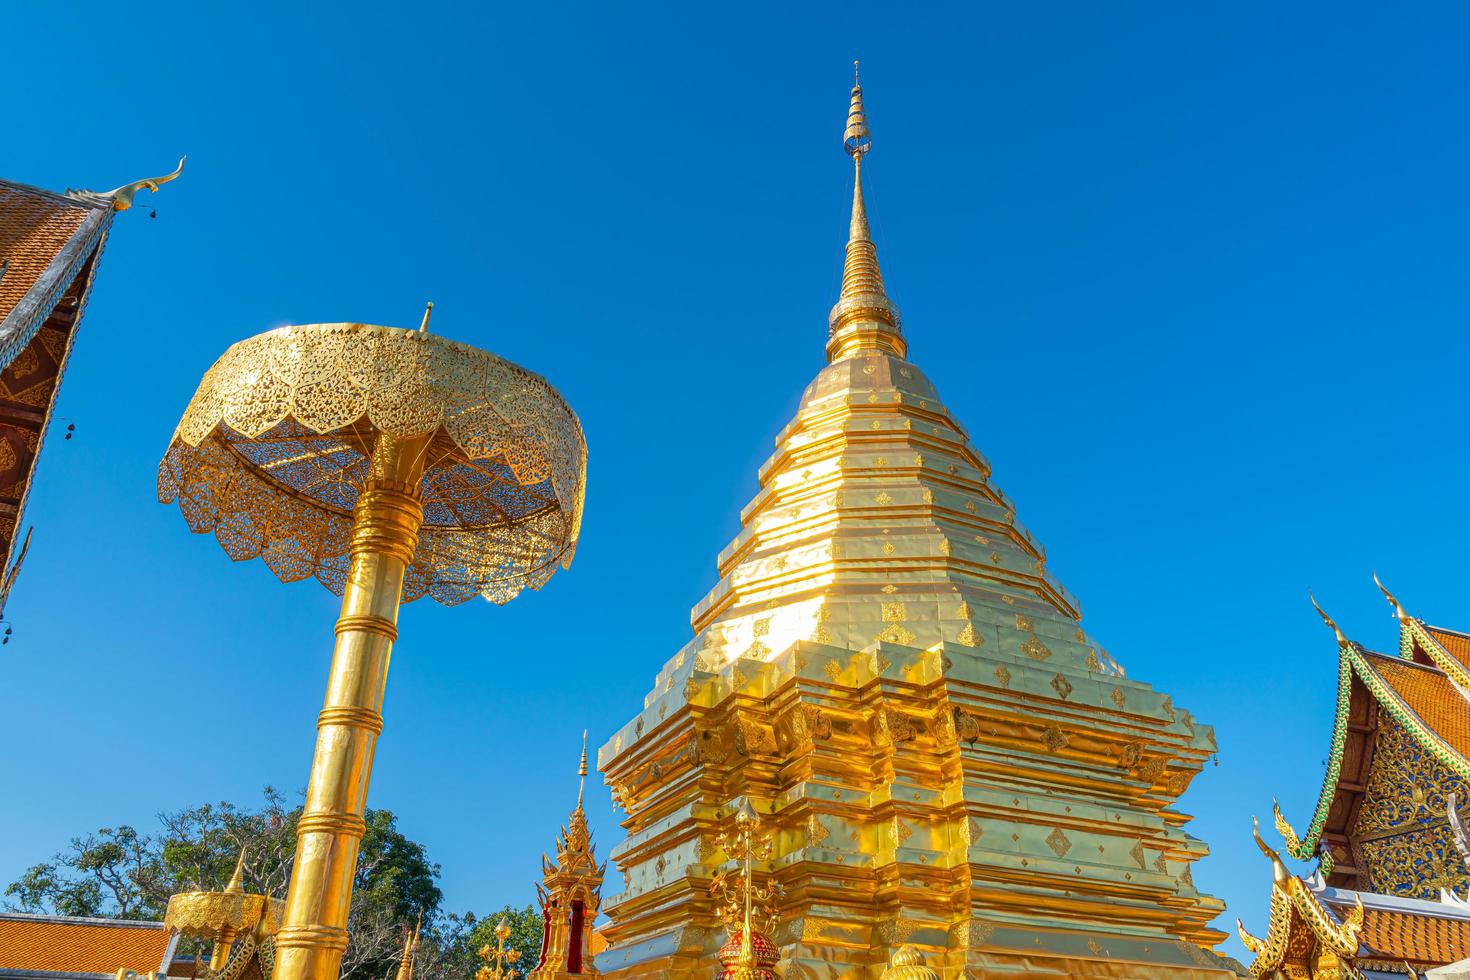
[596,63,1229,980]
[395,915,421,980]
[828,61,906,363]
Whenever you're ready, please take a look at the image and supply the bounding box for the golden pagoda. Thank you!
[529,734,606,980]
[1238,583,1470,977]
[593,67,1235,979]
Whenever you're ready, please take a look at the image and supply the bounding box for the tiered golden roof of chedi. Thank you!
[594,72,1235,979]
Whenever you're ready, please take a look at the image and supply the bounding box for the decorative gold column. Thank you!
[157,320,587,980]
[274,434,430,979]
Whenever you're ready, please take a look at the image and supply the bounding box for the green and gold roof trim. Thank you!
[1275,587,1470,863]
[1238,819,1365,978]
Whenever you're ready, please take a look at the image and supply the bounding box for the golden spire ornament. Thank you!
[395,916,422,980]
[710,802,782,980]
[828,61,904,362]
[528,734,605,980]
[158,321,586,980]
[477,919,524,980]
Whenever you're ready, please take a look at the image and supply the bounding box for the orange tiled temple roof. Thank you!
[0,912,175,976]
[0,184,93,327]
[1366,652,1470,759]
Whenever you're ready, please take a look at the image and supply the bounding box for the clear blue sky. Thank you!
[4,0,1469,963]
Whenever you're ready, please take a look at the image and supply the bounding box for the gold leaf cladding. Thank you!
[753,618,770,637]
[994,664,1011,688]
[1085,650,1101,672]
[731,665,750,689]
[875,623,916,644]
[891,817,913,847]
[1087,938,1101,956]
[1050,673,1073,700]
[812,605,834,643]
[1130,840,1146,869]
[882,602,907,622]
[697,836,718,863]
[1110,687,1127,709]
[685,677,700,700]
[875,457,888,468]
[1040,725,1068,753]
[876,490,893,505]
[1181,862,1194,887]
[824,659,845,683]
[882,540,896,556]
[877,919,916,944]
[805,813,829,847]
[1153,852,1169,875]
[1021,635,1053,661]
[1014,613,1034,631]
[990,551,1002,564]
[872,651,892,673]
[1136,756,1167,784]
[1046,826,1072,858]
[922,488,934,504]
[967,919,996,946]
[938,537,951,555]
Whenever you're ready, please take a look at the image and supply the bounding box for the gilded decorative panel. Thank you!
[1354,708,1470,899]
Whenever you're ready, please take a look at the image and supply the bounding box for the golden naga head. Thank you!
[1309,592,1352,649]
[1373,571,1411,622]
[67,157,185,212]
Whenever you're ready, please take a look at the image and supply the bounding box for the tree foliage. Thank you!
[2,789,462,980]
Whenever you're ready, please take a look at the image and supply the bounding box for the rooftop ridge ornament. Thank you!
[828,62,905,363]
[157,318,585,980]
[1372,571,1411,622]
[1309,591,1352,649]
[66,157,185,212]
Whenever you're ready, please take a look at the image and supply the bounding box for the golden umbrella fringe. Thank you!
[157,321,586,980]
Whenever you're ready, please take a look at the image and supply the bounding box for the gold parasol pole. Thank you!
[273,433,431,979]
[159,320,586,980]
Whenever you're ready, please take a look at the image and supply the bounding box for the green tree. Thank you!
[3,790,443,980]
[430,905,544,980]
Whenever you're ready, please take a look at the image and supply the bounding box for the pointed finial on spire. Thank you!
[1309,591,1351,649]
[828,63,904,362]
[395,920,417,980]
[1373,571,1410,622]
[419,302,434,333]
[224,847,246,894]
[577,729,588,807]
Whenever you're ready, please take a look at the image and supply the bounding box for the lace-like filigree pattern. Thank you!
[157,323,586,605]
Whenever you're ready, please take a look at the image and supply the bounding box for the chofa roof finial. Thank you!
[67,157,186,212]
